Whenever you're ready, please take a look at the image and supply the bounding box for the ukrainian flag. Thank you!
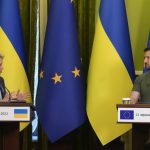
[147,32,150,47]
[0,0,31,130]
[87,0,135,145]
[14,109,28,118]
[143,32,150,73]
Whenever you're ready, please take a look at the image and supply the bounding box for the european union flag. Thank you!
[36,0,86,142]
[120,110,134,119]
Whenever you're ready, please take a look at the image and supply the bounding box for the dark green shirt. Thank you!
[132,71,150,102]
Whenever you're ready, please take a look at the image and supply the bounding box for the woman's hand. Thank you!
[2,93,10,102]
[16,92,31,101]
[10,90,31,101]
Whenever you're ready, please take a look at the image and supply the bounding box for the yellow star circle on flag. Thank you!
[39,70,44,79]
[52,73,62,84]
[72,67,80,77]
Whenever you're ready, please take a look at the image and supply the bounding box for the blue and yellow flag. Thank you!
[14,109,28,119]
[36,0,86,142]
[143,32,150,73]
[147,32,150,47]
[0,0,31,130]
[87,0,135,145]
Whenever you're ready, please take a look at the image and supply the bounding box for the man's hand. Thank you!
[130,91,140,104]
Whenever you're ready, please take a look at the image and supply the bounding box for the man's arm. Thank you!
[130,91,140,104]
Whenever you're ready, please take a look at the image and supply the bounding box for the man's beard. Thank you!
[145,64,150,69]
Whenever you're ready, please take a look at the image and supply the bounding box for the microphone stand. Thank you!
[5,86,11,101]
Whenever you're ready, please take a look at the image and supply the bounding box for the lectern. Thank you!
[0,102,32,150]
[117,104,150,150]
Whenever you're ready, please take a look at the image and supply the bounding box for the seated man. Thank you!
[130,47,150,104]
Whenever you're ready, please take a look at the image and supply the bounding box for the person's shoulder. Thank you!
[0,76,4,81]
[137,71,150,80]
[0,77,5,84]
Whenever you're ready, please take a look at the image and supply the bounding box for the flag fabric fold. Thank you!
[87,0,135,145]
[36,0,86,142]
[143,32,150,73]
[0,0,31,130]
[147,32,150,47]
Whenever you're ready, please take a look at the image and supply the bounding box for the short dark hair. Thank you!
[144,47,150,52]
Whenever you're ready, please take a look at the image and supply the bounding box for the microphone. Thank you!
[0,77,10,101]
[5,86,11,101]
[0,80,6,99]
